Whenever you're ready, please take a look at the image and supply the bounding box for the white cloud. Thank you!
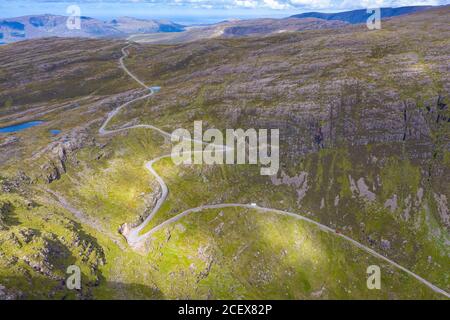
[289,0,331,9]
[234,0,259,8]
[263,0,291,9]
[11,0,450,12]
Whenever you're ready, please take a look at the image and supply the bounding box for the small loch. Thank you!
[50,129,61,135]
[0,121,44,133]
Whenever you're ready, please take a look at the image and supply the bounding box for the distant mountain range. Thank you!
[128,17,348,44]
[126,5,437,45]
[0,5,438,45]
[290,6,433,24]
[0,15,184,44]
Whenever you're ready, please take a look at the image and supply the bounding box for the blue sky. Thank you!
[0,0,448,23]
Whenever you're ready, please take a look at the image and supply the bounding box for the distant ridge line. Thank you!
[290,5,435,24]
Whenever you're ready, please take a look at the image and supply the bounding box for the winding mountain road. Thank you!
[96,42,450,298]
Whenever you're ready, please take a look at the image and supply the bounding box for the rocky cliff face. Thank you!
[36,128,94,183]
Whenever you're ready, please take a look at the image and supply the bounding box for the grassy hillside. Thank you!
[0,7,449,299]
